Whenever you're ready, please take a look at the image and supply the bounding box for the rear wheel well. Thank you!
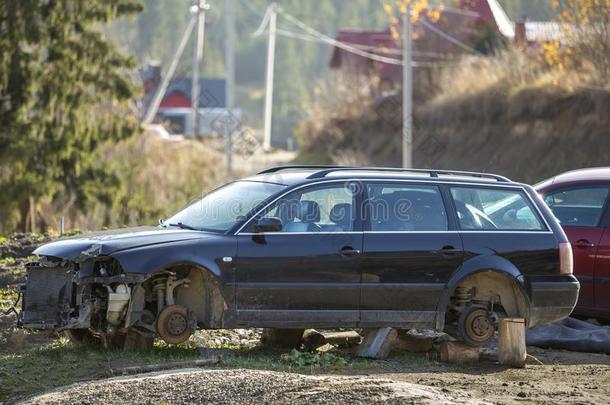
[449,271,528,318]
[444,271,529,345]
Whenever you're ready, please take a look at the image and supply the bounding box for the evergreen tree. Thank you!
[0,0,143,232]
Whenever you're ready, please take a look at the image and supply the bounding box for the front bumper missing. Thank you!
[19,261,144,331]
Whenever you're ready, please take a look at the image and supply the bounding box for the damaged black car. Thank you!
[18,166,580,348]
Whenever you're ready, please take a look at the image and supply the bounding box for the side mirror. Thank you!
[254,217,283,233]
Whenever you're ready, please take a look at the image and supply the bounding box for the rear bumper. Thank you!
[527,275,580,328]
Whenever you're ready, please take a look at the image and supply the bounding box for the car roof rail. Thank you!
[257,165,354,175]
[306,167,511,182]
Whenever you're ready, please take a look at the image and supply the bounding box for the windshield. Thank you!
[164,181,286,232]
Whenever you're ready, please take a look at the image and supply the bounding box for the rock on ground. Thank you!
[29,369,481,405]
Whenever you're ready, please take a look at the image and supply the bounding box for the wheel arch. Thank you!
[435,255,531,330]
[134,261,229,329]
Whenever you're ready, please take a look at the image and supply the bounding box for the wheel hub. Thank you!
[469,313,492,338]
[156,304,192,344]
[460,307,495,345]
[166,312,188,336]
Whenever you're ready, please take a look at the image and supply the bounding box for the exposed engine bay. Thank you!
[20,254,199,348]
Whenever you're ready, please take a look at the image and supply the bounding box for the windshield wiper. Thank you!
[167,222,199,231]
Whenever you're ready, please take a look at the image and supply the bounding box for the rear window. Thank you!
[543,187,609,227]
[450,187,546,231]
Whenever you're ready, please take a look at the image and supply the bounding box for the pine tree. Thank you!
[0,0,143,232]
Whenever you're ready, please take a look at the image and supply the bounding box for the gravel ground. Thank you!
[27,369,479,405]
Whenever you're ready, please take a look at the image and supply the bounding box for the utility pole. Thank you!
[263,4,277,151]
[192,0,207,138]
[225,0,235,176]
[402,7,413,168]
[143,16,196,125]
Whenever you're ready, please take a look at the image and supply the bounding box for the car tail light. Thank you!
[559,242,573,275]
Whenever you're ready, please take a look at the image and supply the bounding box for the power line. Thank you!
[277,27,456,67]
[244,0,483,62]
[236,0,266,18]
[420,19,484,56]
[143,15,196,124]
[276,27,457,59]
[251,3,272,37]
[246,1,477,67]
[278,10,405,66]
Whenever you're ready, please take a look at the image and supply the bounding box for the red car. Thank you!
[536,168,610,320]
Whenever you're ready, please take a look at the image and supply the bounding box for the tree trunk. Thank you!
[29,196,36,233]
[18,198,29,233]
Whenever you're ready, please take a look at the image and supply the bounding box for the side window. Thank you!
[366,184,448,231]
[543,187,609,227]
[450,187,546,231]
[257,184,356,232]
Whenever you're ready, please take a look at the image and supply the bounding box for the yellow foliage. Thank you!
[382,0,442,24]
[542,41,563,69]
[545,0,610,84]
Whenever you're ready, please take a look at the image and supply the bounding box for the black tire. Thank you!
[261,328,305,349]
[457,306,495,346]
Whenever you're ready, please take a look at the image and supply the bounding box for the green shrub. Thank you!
[280,349,347,368]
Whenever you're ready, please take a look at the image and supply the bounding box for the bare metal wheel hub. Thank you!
[458,306,495,346]
[156,304,192,344]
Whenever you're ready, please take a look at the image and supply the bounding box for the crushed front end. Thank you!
[20,252,146,340]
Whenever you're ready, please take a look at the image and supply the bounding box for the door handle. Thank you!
[339,246,361,257]
[437,245,460,256]
[575,239,595,248]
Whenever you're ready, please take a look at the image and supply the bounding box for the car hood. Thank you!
[34,226,211,261]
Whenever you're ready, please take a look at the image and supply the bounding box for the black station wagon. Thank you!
[20,166,579,347]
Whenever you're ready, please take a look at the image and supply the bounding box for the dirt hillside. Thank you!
[296,54,610,184]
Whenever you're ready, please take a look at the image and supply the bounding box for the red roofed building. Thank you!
[330,0,560,83]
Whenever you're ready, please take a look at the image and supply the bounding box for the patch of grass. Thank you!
[0,236,7,244]
[0,289,18,312]
[62,229,82,237]
[222,346,443,375]
[11,268,25,277]
[0,339,202,402]
[0,257,17,267]
[281,349,347,367]
[0,336,446,402]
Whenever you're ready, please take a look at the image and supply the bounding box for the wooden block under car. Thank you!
[394,331,434,353]
[440,341,480,363]
[498,318,527,368]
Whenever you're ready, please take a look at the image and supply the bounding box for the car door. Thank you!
[594,227,610,310]
[543,186,610,309]
[591,197,610,311]
[234,181,363,327]
[360,182,463,328]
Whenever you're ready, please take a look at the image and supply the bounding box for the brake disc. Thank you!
[156,304,192,344]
